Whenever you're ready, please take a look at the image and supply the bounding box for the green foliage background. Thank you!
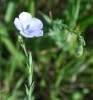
[0,0,93,100]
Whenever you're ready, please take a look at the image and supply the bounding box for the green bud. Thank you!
[17,35,23,43]
[76,45,83,56]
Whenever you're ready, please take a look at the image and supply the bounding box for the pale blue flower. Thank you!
[14,12,43,38]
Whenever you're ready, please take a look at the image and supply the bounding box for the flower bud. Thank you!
[76,45,83,56]
[17,35,23,43]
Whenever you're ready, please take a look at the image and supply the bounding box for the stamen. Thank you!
[23,24,30,34]
[26,24,30,30]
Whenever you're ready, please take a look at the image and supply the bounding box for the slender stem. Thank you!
[61,23,80,36]
[20,41,34,100]
[21,43,28,57]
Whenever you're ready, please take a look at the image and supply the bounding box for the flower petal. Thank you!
[29,18,43,31]
[14,18,22,31]
[19,12,32,29]
[20,30,43,38]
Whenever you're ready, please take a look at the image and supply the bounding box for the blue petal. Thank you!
[19,12,32,30]
[28,18,43,31]
[20,30,43,38]
[14,18,22,31]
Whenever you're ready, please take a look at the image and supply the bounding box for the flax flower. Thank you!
[14,12,43,38]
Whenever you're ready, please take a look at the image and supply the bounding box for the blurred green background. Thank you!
[0,0,93,100]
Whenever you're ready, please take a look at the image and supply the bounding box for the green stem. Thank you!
[21,43,28,57]
[61,23,80,36]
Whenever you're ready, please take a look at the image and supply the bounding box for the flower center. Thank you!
[23,30,28,34]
